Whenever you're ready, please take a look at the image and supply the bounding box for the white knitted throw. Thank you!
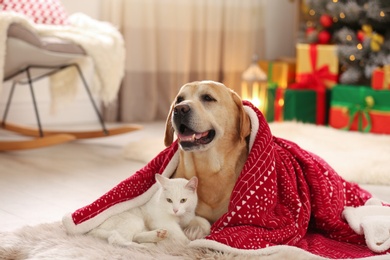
[0,12,125,106]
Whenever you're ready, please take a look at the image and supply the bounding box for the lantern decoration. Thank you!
[241,55,268,115]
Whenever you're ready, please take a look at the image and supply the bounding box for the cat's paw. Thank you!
[156,229,168,240]
[184,216,211,240]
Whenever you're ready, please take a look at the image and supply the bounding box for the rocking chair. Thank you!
[0,23,140,151]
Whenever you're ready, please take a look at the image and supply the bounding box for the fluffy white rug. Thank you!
[0,222,323,260]
[2,122,390,260]
[124,121,390,185]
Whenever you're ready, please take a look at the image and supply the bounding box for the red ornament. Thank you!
[320,14,333,28]
[318,30,331,44]
[357,30,365,42]
[306,26,316,36]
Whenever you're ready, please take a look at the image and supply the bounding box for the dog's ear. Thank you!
[231,90,251,140]
[164,101,175,147]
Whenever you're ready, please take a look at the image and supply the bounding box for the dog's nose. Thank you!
[174,104,190,116]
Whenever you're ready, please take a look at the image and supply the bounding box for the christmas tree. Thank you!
[300,0,390,85]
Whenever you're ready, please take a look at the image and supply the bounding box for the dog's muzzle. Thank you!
[173,103,216,150]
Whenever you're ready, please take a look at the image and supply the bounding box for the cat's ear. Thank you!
[155,174,168,187]
[185,176,198,192]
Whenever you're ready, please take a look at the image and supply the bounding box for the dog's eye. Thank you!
[202,94,216,102]
[176,96,184,104]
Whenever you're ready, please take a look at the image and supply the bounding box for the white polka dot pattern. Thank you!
[69,101,388,258]
[1,0,68,25]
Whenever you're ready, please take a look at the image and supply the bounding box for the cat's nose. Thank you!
[173,209,178,214]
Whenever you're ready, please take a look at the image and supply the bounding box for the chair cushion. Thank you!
[7,23,85,55]
[1,0,68,25]
[4,23,86,79]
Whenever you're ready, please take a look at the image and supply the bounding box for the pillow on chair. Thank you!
[1,0,69,25]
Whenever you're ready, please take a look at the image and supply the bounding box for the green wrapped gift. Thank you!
[283,89,330,124]
[265,85,276,122]
[329,85,390,134]
[261,61,278,122]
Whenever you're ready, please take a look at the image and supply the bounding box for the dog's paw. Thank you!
[184,216,211,240]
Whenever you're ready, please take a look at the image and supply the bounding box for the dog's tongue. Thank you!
[178,131,209,142]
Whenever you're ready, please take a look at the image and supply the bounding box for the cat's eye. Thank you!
[180,198,187,203]
[166,198,173,203]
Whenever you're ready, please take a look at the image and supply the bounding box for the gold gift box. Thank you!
[259,58,296,88]
[296,43,339,88]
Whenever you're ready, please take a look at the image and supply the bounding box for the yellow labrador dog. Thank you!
[164,80,251,224]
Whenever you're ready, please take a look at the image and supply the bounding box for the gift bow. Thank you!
[362,24,384,52]
[290,44,338,124]
[291,65,336,90]
[342,95,373,133]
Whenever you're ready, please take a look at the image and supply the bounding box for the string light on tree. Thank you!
[301,0,390,85]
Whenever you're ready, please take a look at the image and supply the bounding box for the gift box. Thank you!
[329,85,390,134]
[296,43,339,89]
[265,86,276,122]
[258,59,297,122]
[371,65,390,90]
[259,59,296,88]
[278,89,331,124]
[283,44,339,125]
[274,88,285,122]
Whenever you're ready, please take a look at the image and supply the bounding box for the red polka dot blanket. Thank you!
[63,101,390,259]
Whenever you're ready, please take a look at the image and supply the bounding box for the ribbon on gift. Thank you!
[290,44,338,124]
[266,62,278,89]
[384,65,390,89]
[274,88,285,122]
[341,95,373,133]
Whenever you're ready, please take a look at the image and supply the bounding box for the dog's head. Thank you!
[164,81,251,151]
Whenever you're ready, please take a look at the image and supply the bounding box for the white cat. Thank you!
[88,174,211,247]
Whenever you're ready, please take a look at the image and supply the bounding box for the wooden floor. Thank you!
[1,121,389,233]
[0,121,165,232]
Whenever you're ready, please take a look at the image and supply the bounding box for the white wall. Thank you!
[263,0,298,60]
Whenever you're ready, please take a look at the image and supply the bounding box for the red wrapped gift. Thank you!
[371,65,390,90]
[329,85,390,134]
[274,88,285,122]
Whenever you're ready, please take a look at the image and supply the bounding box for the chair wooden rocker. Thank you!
[0,23,140,151]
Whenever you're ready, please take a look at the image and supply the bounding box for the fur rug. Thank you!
[2,121,390,260]
[0,222,326,260]
[124,121,390,185]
